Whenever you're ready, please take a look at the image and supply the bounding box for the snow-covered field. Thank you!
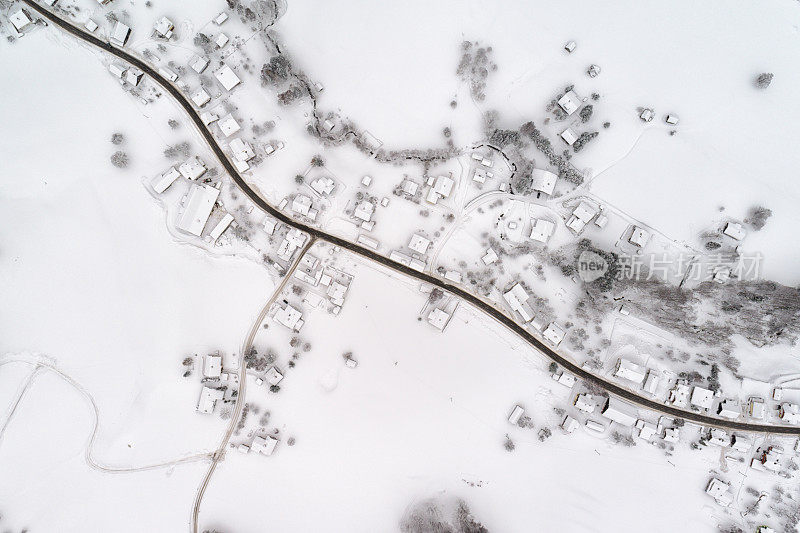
[2,0,800,531]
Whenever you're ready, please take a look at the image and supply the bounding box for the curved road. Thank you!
[22,0,800,438]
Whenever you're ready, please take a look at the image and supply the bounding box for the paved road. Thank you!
[22,0,800,437]
[190,238,315,532]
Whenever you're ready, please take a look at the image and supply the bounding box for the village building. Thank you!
[587,64,601,78]
[749,397,766,419]
[690,386,714,410]
[109,21,131,47]
[153,16,174,39]
[444,270,462,283]
[529,218,556,243]
[426,175,454,204]
[635,420,658,441]
[614,358,647,385]
[566,201,598,233]
[427,308,451,331]
[561,415,579,433]
[389,250,426,272]
[717,399,741,419]
[9,9,33,32]
[663,427,680,443]
[357,234,379,250]
[752,445,782,472]
[177,183,219,237]
[628,226,650,247]
[214,11,229,24]
[779,403,800,424]
[551,370,576,388]
[191,88,211,107]
[214,64,241,91]
[196,386,224,414]
[85,19,99,32]
[203,354,222,378]
[508,405,525,425]
[215,33,229,48]
[345,356,358,369]
[209,213,234,242]
[189,55,209,74]
[730,434,752,453]
[668,381,691,407]
[643,369,660,395]
[361,175,372,187]
[530,169,557,196]
[291,194,313,217]
[542,323,566,346]
[218,114,241,137]
[400,179,419,197]
[158,66,179,82]
[293,255,323,286]
[408,233,432,255]
[639,108,655,122]
[178,156,207,180]
[353,201,375,222]
[707,428,730,447]
[574,393,595,413]
[665,114,679,125]
[276,229,307,261]
[564,41,576,53]
[601,398,637,427]
[585,420,605,433]
[230,138,255,162]
[200,112,219,126]
[310,176,336,196]
[560,127,579,146]
[723,221,746,241]
[482,247,498,265]
[273,302,304,331]
[109,63,126,78]
[124,68,144,86]
[266,366,284,386]
[557,90,582,115]
[502,283,534,323]
[252,435,278,455]
[153,167,181,194]
[705,478,733,506]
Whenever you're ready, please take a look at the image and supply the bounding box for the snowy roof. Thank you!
[643,369,660,395]
[629,226,650,247]
[189,55,209,74]
[9,9,33,32]
[531,169,557,195]
[749,397,766,419]
[690,386,714,409]
[209,213,234,241]
[408,233,431,255]
[561,415,579,433]
[203,354,222,378]
[614,358,647,384]
[432,175,454,197]
[353,201,375,222]
[560,127,579,145]
[177,184,219,237]
[428,308,450,330]
[152,167,180,194]
[401,179,419,196]
[717,399,741,419]
[266,366,284,385]
[601,398,638,427]
[310,176,336,196]
[214,64,241,91]
[190,88,211,107]
[529,218,555,243]
[542,323,565,346]
[482,247,498,265]
[274,303,303,330]
[557,90,581,115]
[705,478,732,506]
[178,156,207,180]
[573,201,598,222]
[229,138,255,161]
[196,386,224,414]
[508,405,524,425]
[574,393,595,413]
[723,222,746,241]
[110,21,131,47]
[218,114,241,137]
[153,16,174,38]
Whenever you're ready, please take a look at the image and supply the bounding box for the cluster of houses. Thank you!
[196,352,238,415]
[469,150,496,185]
[501,282,565,346]
[293,255,354,316]
[389,232,433,273]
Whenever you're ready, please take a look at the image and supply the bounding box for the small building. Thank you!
[557,90,582,116]
[705,478,733,506]
[218,114,241,137]
[196,386,224,414]
[639,108,655,122]
[353,201,375,223]
[273,303,304,331]
[628,226,650,247]
[158,66,179,82]
[717,399,741,420]
[190,88,211,107]
[178,156,207,180]
[153,167,181,194]
[642,369,660,395]
[635,420,658,441]
[668,381,691,406]
[200,111,219,125]
[251,435,278,455]
[482,247,498,265]
[543,323,566,346]
[614,358,646,385]
[707,428,730,447]
[564,41,576,53]
[508,405,525,425]
[723,222,746,241]
[730,434,752,453]
[530,169,557,196]
[779,403,800,424]
[690,386,714,410]
[529,218,556,243]
[752,445,782,472]
[749,397,766,420]
[601,397,637,427]
[215,33,229,48]
[109,21,131,47]
[266,366,283,386]
[444,270,461,283]
[214,11,229,25]
[109,63,128,79]
[427,308,451,331]
[209,213,235,242]
[587,64,601,78]
[665,114,679,126]
[502,283,534,323]
[663,427,680,443]
[560,127,579,146]
[177,183,219,237]
[230,138,255,162]
[85,19,99,32]
[310,176,336,196]
[9,9,33,32]
[203,354,222,378]
[214,64,241,91]
[408,233,431,255]
[574,393,595,413]
[124,68,144,86]
[561,415,579,433]
[400,179,419,196]
[566,201,598,234]
[291,194,313,217]
[585,420,605,433]
[552,370,576,388]
[189,55,209,74]
[153,16,174,39]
